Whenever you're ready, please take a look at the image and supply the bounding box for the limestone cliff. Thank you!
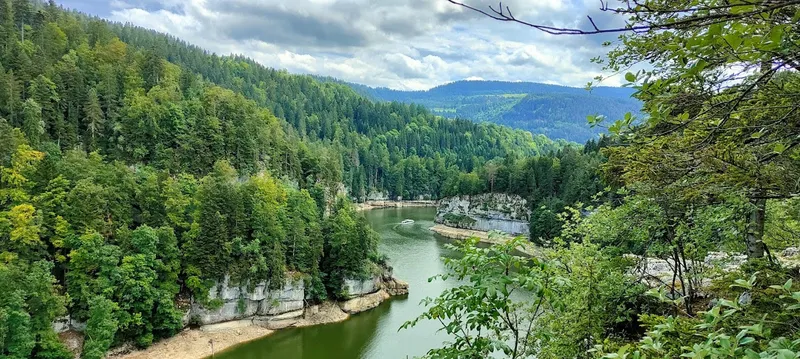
[55,270,409,334]
[435,193,530,236]
[339,270,409,314]
[187,276,306,325]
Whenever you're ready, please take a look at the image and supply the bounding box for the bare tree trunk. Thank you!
[676,238,694,316]
[746,196,767,259]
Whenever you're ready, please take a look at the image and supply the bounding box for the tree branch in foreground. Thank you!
[446,0,800,35]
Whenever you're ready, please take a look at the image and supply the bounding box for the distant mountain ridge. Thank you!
[338,80,642,142]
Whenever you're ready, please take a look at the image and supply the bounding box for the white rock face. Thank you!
[367,191,389,201]
[192,276,305,325]
[200,319,256,333]
[339,290,391,314]
[436,193,530,236]
[52,315,86,333]
[343,276,380,298]
[53,271,412,331]
[52,317,70,333]
[259,280,305,315]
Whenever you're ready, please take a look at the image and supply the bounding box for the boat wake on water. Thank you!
[391,219,416,232]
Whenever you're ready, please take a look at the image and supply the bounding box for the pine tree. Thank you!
[11,0,29,40]
[141,50,163,91]
[21,98,42,147]
[0,66,20,122]
[0,0,13,55]
[83,88,103,149]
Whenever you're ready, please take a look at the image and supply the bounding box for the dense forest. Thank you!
[343,80,642,142]
[407,1,800,359]
[0,0,564,201]
[0,1,566,358]
[441,136,610,242]
[103,28,565,201]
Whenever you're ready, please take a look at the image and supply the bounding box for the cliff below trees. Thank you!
[435,193,530,236]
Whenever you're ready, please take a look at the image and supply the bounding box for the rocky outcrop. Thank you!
[367,191,390,201]
[55,269,409,342]
[339,290,391,314]
[189,268,409,327]
[436,193,530,236]
[342,276,381,299]
[355,200,437,212]
[252,309,306,330]
[52,315,86,333]
[631,249,800,290]
[338,269,408,314]
[189,276,305,326]
[382,276,409,296]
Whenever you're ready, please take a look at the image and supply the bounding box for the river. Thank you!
[215,207,459,359]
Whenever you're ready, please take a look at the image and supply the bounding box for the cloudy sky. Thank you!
[58,0,627,90]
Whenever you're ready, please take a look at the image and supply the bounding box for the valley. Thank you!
[1,1,799,359]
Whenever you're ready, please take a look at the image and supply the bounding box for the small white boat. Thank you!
[399,219,415,225]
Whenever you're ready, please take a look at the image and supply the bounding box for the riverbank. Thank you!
[355,200,437,211]
[429,223,538,257]
[108,302,351,359]
[108,274,408,359]
[90,206,424,359]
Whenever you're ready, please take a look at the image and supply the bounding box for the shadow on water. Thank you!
[214,207,460,359]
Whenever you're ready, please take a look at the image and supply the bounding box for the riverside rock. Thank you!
[190,276,305,325]
[436,193,530,236]
[342,276,381,298]
[381,276,409,296]
[339,290,391,314]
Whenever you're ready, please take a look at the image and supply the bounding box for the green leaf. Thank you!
[773,142,787,154]
[723,33,743,49]
[625,72,637,82]
[769,26,784,45]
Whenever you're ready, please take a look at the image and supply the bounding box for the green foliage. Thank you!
[535,240,663,359]
[81,296,117,359]
[321,198,379,298]
[403,236,560,359]
[0,260,70,359]
[417,2,800,359]
[443,143,608,245]
[0,4,565,200]
[595,274,800,359]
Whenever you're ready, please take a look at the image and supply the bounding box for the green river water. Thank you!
[215,207,459,359]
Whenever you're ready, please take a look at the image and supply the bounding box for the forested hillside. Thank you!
[103,27,565,200]
[0,1,564,358]
[343,80,642,142]
[440,136,610,242]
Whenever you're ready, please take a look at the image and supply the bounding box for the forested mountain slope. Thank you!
[343,80,642,142]
[0,1,567,358]
[101,26,566,200]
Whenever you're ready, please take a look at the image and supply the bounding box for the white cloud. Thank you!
[103,0,624,90]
